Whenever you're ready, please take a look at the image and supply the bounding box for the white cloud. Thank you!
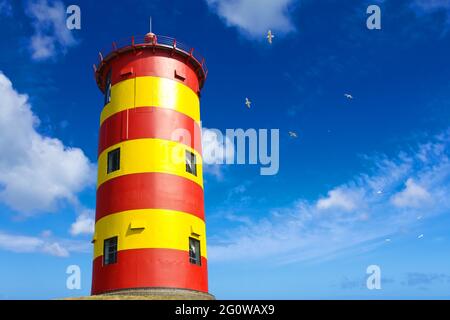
[0,72,95,216]
[26,0,77,60]
[206,0,297,38]
[0,232,44,253]
[316,188,359,212]
[70,209,94,236]
[208,129,450,264]
[0,231,84,257]
[391,178,431,208]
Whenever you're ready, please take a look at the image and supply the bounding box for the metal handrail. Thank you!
[95,34,208,77]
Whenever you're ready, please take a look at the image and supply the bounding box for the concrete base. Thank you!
[87,288,215,300]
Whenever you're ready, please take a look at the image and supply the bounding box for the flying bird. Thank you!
[377,190,383,195]
[289,131,298,138]
[267,30,275,44]
[385,238,391,242]
[418,234,424,239]
[245,97,251,109]
[344,93,354,100]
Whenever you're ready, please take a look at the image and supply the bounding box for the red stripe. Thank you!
[106,51,201,93]
[91,248,208,294]
[98,107,202,156]
[96,173,205,222]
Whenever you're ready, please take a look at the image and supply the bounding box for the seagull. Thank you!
[385,238,391,242]
[245,97,251,109]
[344,93,354,100]
[377,190,383,195]
[267,30,275,44]
[418,234,424,239]
[417,216,423,220]
[288,131,298,138]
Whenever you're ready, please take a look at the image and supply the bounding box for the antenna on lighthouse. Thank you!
[144,17,156,44]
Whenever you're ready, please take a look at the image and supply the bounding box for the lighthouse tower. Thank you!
[91,33,211,298]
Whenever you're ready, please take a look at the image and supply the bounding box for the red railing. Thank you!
[95,34,208,77]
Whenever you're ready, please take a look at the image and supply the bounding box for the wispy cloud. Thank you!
[0,72,95,216]
[205,0,298,38]
[410,0,450,32]
[412,0,450,13]
[26,0,78,61]
[338,272,450,291]
[402,272,450,287]
[391,178,431,208]
[0,230,89,257]
[0,0,12,16]
[209,129,450,264]
[339,275,395,290]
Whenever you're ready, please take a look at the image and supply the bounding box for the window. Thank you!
[186,150,197,176]
[107,148,120,174]
[174,69,186,81]
[104,69,112,105]
[103,236,118,265]
[189,237,201,266]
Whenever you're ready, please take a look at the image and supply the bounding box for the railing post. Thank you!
[131,36,135,46]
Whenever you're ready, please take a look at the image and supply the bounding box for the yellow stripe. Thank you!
[100,76,200,125]
[97,138,203,188]
[93,209,207,260]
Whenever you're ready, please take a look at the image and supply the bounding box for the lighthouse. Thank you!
[91,33,211,298]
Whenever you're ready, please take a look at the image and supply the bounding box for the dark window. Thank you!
[107,148,120,174]
[186,150,197,176]
[174,69,186,81]
[104,69,112,105]
[103,236,118,265]
[189,237,201,266]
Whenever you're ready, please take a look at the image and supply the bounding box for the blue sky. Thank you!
[1,0,450,299]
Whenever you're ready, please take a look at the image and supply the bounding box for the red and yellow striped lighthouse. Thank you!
[91,33,211,298]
